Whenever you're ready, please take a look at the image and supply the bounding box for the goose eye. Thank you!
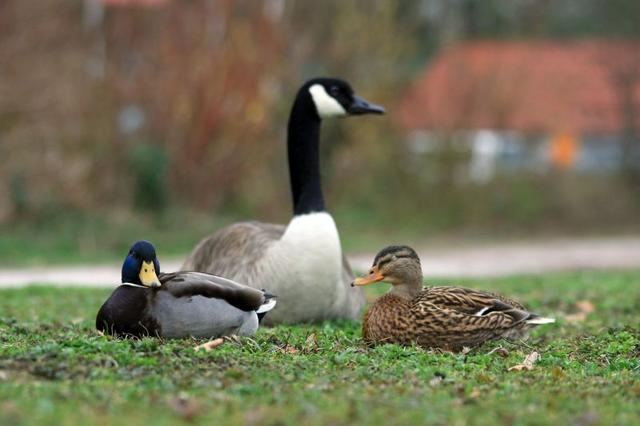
[330,86,340,96]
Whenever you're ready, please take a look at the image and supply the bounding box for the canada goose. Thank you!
[183,78,384,324]
[96,240,276,338]
[353,245,555,351]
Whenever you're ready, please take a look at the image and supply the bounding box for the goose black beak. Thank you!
[348,95,385,115]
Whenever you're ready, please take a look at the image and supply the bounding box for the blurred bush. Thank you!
[129,143,168,213]
[1,0,639,236]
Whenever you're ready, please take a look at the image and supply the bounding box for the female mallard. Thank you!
[182,78,384,325]
[352,245,554,351]
[96,240,276,338]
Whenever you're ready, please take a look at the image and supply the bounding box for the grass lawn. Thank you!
[1,270,639,425]
[0,209,592,268]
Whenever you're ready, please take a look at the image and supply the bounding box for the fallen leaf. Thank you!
[477,374,494,384]
[487,346,509,358]
[565,312,587,324]
[469,388,481,399]
[244,406,266,425]
[566,300,596,323]
[573,411,600,426]
[304,333,319,353]
[278,344,299,355]
[551,366,565,379]
[428,377,442,387]
[429,375,443,387]
[495,347,510,358]
[575,300,595,314]
[508,351,540,372]
[168,393,200,421]
[224,335,242,344]
[194,338,224,352]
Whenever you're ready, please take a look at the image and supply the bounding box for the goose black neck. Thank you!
[287,95,325,215]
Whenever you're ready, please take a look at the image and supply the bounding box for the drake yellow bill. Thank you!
[139,261,161,288]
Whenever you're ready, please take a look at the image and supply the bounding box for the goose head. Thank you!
[352,245,423,291]
[300,77,385,120]
[121,240,161,288]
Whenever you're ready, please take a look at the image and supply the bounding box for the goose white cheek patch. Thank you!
[309,84,347,118]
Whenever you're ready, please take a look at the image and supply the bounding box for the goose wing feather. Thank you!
[182,221,285,283]
[182,220,357,294]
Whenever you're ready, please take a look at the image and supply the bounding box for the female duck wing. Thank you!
[424,286,527,316]
[410,300,524,349]
[159,271,267,312]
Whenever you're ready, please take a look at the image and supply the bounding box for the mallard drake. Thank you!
[96,240,276,338]
[352,245,554,350]
[182,78,384,325]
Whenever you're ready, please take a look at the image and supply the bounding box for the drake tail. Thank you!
[257,291,277,323]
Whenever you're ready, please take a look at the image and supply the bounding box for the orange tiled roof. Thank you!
[102,0,168,6]
[398,40,640,134]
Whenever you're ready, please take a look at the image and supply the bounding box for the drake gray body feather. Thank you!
[150,289,258,338]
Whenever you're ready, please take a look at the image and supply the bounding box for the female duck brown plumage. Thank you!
[352,245,554,351]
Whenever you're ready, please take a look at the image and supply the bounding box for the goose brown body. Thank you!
[355,246,554,351]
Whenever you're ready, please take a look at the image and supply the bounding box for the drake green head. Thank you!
[122,240,161,288]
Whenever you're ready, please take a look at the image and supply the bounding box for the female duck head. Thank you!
[121,240,161,288]
[299,77,385,120]
[352,245,423,288]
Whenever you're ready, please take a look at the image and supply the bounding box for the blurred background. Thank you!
[2,0,640,265]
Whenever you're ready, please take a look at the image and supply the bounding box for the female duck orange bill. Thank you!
[351,245,554,351]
